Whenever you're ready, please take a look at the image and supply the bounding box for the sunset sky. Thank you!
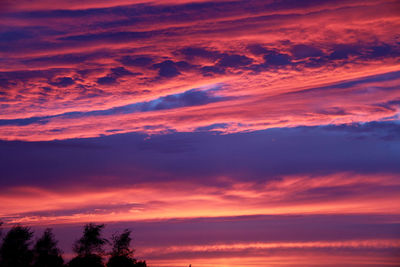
[0,0,400,266]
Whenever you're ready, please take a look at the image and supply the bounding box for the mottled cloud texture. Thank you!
[0,0,400,266]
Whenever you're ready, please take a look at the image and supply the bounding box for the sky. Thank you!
[0,0,400,266]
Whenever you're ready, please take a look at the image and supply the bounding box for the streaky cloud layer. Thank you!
[0,0,399,140]
[2,172,400,225]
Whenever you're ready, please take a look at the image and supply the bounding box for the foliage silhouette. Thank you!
[107,229,147,267]
[133,261,147,267]
[0,222,148,267]
[69,223,108,267]
[68,254,103,267]
[73,223,108,256]
[0,225,33,267]
[32,228,64,267]
[110,229,134,258]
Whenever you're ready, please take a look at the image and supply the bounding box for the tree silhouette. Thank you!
[107,229,147,267]
[0,223,148,267]
[0,225,33,267]
[32,228,64,267]
[134,261,147,267]
[0,222,2,265]
[73,223,107,256]
[69,223,108,267]
[110,229,134,258]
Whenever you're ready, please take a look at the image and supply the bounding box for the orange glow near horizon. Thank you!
[146,254,400,267]
[1,173,400,226]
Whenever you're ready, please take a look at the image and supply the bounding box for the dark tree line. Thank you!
[0,222,147,267]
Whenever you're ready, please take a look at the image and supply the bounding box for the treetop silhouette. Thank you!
[32,228,64,267]
[69,223,108,267]
[107,229,147,267]
[0,222,148,267]
[0,225,33,267]
[110,229,134,257]
[73,223,108,257]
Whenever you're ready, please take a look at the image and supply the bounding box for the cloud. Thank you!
[59,30,153,43]
[152,60,181,78]
[0,116,50,126]
[5,67,399,141]
[263,51,292,66]
[328,44,362,60]
[200,66,225,76]
[217,54,253,68]
[120,56,154,67]
[247,44,271,55]
[0,0,399,140]
[1,169,400,226]
[180,47,222,61]
[49,77,75,87]
[0,78,12,89]
[145,87,226,110]
[369,43,394,58]
[1,122,400,191]
[291,44,324,59]
[0,69,64,83]
[96,66,139,85]
[0,85,229,126]
[22,51,113,66]
[0,28,34,42]
[97,75,117,85]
